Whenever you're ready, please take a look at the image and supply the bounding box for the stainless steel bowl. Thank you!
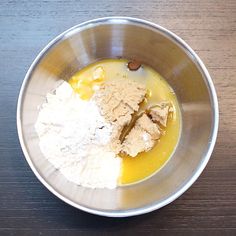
[17,17,219,217]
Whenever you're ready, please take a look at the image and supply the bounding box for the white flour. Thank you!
[35,81,121,189]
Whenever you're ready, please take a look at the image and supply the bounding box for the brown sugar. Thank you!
[94,78,171,157]
[121,114,161,157]
[149,102,173,127]
[94,78,146,122]
[94,78,147,153]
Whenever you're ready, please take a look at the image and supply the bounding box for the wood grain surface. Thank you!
[0,0,235,235]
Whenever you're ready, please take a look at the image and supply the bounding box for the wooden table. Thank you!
[0,0,235,235]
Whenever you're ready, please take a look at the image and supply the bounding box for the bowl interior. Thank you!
[18,18,217,216]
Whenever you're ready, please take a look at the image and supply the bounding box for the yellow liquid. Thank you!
[68,59,181,185]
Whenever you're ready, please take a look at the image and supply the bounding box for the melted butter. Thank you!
[68,59,181,185]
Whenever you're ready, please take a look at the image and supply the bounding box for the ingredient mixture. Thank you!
[35,59,180,188]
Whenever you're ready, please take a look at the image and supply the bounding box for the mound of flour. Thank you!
[35,81,121,189]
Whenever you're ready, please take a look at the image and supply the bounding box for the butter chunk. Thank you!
[121,114,161,157]
[149,102,172,127]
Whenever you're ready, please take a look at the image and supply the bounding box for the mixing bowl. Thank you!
[17,17,219,217]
